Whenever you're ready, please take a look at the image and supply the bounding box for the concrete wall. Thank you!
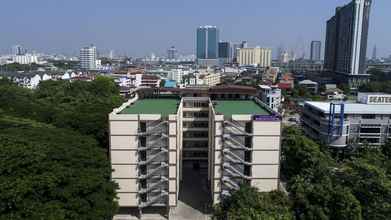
[251,121,281,191]
[211,110,224,205]
[109,113,140,207]
[110,111,180,210]
[168,114,179,207]
[110,97,282,215]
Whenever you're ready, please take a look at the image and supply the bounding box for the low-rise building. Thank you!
[199,73,221,87]
[299,80,318,94]
[13,54,38,64]
[278,73,295,90]
[258,85,282,112]
[302,93,391,148]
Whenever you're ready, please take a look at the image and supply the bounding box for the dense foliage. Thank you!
[214,185,294,220]
[0,77,123,146]
[359,68,391,93]
[0,78,122,219]
[282,127,391,220]
[0,63,43,72]
[0,116,118,219]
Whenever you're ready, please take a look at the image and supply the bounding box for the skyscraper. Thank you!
[324,0,372,76]
[80,45,97,70]
[167,46,178,60]
[232,41,248,63]
[12,45,26,56]
[240,41,248,49]
[310,41,321,61]
[279,51,290,64]
[218,42,231,63]
[196,26,219,65]
[372,45,377,60]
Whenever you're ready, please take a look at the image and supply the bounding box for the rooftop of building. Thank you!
[305,101,391,115]
[213,100,271,117]
[119,98,179,116]
[299,80,318,85]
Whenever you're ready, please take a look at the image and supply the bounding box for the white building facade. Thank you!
[237,47,272,67]
[258,85,282,112]
[109,92,282,219]
[80,45,97,70]
[302,93,391,148]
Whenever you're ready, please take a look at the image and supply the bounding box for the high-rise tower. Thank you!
[196,26,219,66]
[324,0,372,76]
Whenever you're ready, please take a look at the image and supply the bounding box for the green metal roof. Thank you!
[214,100,271,117]
[120,99,179,116]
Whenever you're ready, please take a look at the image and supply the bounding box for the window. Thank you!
[360,127,381,134]
[244,165,251,176]
[183,131,209,138]
[139,122,147,132]
[362,114,376,119]
[183,151,208,158]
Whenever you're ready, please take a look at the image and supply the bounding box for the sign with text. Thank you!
[367,95,391,105]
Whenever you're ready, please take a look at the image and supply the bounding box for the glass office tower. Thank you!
[196,26,219,60]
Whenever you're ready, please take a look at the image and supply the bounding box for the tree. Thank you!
[338,159,391,220]
[0,78,123,147]
[281,127,334,179]
[329,186,362,220]
[282,127,363,220]
[0,117,118,219]
[382,141,391,159]
[214,185,294,220]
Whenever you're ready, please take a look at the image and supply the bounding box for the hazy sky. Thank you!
[1,0,389,58]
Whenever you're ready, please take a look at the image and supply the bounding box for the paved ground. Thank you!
[169,165,212,220]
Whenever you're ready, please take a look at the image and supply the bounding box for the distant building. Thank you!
[278,73,295,90]
[258,85,282,112]
[29,74,41,89]
[218,42,232,64]
[310,41,321,62]
[241,41,248,49]
[198,72,221,87]
[167,69,184,83]
[196,26,219,66]
[279,51,290,64]
[274,59,323,73]
[13,54,38,64]
[324,0,372,87]
[372,45,377,60]
[232,41,248,63]
[167,46,178,60]
[12,45,26,56]
[302,92,391,148]
[263,67,280,84]
[237,47,272,67]
[80,45,97,70]
[298,80,319,94]
[109,50,115,60]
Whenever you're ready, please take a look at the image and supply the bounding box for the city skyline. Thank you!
[0,0,390,58]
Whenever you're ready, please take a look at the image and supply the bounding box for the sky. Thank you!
[0,0,389,58]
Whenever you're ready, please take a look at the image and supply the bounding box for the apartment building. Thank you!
[199,73,221,87]
[109,86,281,219]
[258,85,282,112]
[302,93,391,148]
[237,47,272,67]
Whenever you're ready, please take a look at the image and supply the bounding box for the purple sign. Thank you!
[253,114,281,121]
